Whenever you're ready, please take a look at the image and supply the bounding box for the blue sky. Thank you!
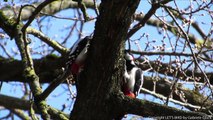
[0,0,212,119]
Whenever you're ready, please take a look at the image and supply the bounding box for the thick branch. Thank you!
[27,27,69,55]
[0,55,65,83]
[9,109,31,120]
[0,94,69,119]
[142,76,213,114]
[111,93,211,118]
[0,94,30,111]
[0,0,94,21]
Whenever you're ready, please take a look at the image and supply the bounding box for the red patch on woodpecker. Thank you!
[124,91,136,98]
[124,92,135,98]
[122,85,136,98]
[71,63,85,75]
[71,63,80,75]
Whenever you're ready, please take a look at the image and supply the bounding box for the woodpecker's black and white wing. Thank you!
[69,36,90,55]
[66,36,91,67]
[133,68,143,96]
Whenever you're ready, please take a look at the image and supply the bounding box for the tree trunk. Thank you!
[70,1,140,119]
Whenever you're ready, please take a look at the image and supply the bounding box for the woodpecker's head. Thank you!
[125,52,135,66]
[125,52,134,61]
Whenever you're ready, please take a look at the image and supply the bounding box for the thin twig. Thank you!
[141,88,205,110]
[130,50,195,57]
[21,0,57,32]
[39,68,72,101]
[165,7,212,94]
[127,0,172,39]
[0,43,12,58]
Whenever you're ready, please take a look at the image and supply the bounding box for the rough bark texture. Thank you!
[0,55,65,83]
[70,1,140,119]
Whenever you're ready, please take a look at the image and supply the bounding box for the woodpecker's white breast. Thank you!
[125,67,138,92]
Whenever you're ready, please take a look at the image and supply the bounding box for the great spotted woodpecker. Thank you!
[122,52,144,98]
[66,36,92,77]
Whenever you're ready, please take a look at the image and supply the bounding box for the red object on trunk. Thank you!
[123,89,136,98]
[71,63,80,75]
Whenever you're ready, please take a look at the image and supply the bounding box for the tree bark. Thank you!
[70,1,140,119]
[0,55,65,83]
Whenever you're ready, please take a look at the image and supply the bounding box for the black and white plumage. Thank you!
[66,36,92,76]
[122,52,143,98]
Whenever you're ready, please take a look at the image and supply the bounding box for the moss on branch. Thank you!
[0,94,69,119]
[0,10,16,38]
[27,27,69,55]
[14,23,50,119]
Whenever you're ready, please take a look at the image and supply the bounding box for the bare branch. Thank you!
[0,0,95,21]
[136,57,213,85]
[26,27,69,55]
[160,1,213,39]
[127,0,172,39]
[131,50,195,57]
[9,108,31,120]
[0,94,69,119]
[141,88,204,111]
[134,13,206,46]
[14,24,50,119]
[111,93,211,118]
[165,7,212,94]
[21,0,57,32]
